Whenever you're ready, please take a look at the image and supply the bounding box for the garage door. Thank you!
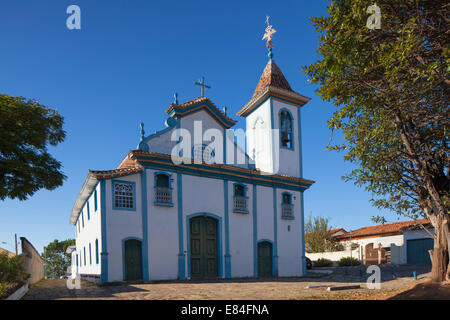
[407,238,434,264]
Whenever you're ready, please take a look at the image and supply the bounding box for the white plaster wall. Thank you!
[245,100,273,173]
[146,168,179,280]
[256,186,275,243]
[277,189,302,276]
[306,249,360,266]
[341,235,404,262]
[105,174,143,282]
[181,174,225,278]
[74,183,102,276]
[146,126,176,155]
[272,100,301,178]
[228,181,253,277]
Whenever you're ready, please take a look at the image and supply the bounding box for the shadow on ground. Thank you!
[387,280,450,300]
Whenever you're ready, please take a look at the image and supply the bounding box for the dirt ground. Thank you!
[21,265,449,300]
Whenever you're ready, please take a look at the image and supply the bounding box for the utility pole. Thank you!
[15,234,18,255]
[350,230,353,267]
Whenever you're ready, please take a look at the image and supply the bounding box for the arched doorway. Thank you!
[189,215,219,278]
[123,239,143,281]
[258,241,273,277]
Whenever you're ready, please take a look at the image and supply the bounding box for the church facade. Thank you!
[69,56,314,283]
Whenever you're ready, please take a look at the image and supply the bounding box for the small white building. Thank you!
[306,219,434,266]
[69,54,314,283]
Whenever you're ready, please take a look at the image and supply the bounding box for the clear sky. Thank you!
[0,0,406,254]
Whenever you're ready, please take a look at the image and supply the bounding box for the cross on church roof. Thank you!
[195,76,211,97]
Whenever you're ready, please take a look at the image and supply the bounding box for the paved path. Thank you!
[23,265,432,300]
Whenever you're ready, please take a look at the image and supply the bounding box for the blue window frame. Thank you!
[154,172,173,207]
[112,180,136,211]
[81,211,84,228]
[95,239,99,264]
[233,183,249,214]
[279,109,294,150]
[94,189,98,212]
[83,247,86,266]
[76,254,78,267]
[87,202,90,220]
[89,243,92,265]
[281,192,295,220]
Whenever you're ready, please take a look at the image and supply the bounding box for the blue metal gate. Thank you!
[407,238,434,264]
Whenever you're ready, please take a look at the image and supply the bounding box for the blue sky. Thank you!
[0,0,406,254]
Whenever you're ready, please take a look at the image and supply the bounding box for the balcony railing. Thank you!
[154,187,173,206]
[281,203,294,219]
[233,196,248,213]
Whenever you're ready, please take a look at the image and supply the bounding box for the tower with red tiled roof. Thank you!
[236,23,310,178]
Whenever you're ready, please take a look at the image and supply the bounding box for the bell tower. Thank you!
[236,19,311,178]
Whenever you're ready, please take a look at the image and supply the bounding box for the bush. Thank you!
[0,252,27,283]
[338,257,361,266]
[313,258,333,267]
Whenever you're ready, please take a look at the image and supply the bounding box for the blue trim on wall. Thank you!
[300,191,306,276]
[94,189,98,212]
[252,184,258,277]
[297,107,303,178]
[111,179,137,211]
[224,180,231,278]
[177,173,186,280]
[121,237,143,281]
[100,179,108,283]
[134,155,312,191]
[141,170,149,281]
[272,188,278,277]
[87,202,90,220]
[186,212,223,279]
[270,99,275,173]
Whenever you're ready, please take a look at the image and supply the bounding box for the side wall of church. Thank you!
[74,183,102,277]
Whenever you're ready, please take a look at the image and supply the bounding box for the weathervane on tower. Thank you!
[262,16,276,60]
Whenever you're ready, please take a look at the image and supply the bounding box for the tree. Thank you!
[42,239,75,278]
[0,94,66,200]
[303,0,449,281]
[305,214,343,253]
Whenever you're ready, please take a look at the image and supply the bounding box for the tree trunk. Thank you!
[430,215,449,282]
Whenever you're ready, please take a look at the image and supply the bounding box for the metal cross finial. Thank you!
[195,76,211,97]
[174,92,178,104]
[263,16,276,59]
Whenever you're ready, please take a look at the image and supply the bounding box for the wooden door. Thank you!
[190,216,218,278]
[258,241,273,277]
[124,239,143,280]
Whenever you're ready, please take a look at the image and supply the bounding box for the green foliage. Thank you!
[313,258,333,267]
[338,257,361,266]
[42,239,75,278]
[305,214,343,253]
[0,252,28,284]
[0,94,66,200]
[303,0,449,220]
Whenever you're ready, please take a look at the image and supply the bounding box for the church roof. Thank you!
[236,59,311,117]
[165,97,237,129]
[252,60,294,98]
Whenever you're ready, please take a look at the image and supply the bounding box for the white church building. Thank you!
[69,46,314,283]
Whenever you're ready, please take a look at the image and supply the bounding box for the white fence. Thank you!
[306,249,360,266]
